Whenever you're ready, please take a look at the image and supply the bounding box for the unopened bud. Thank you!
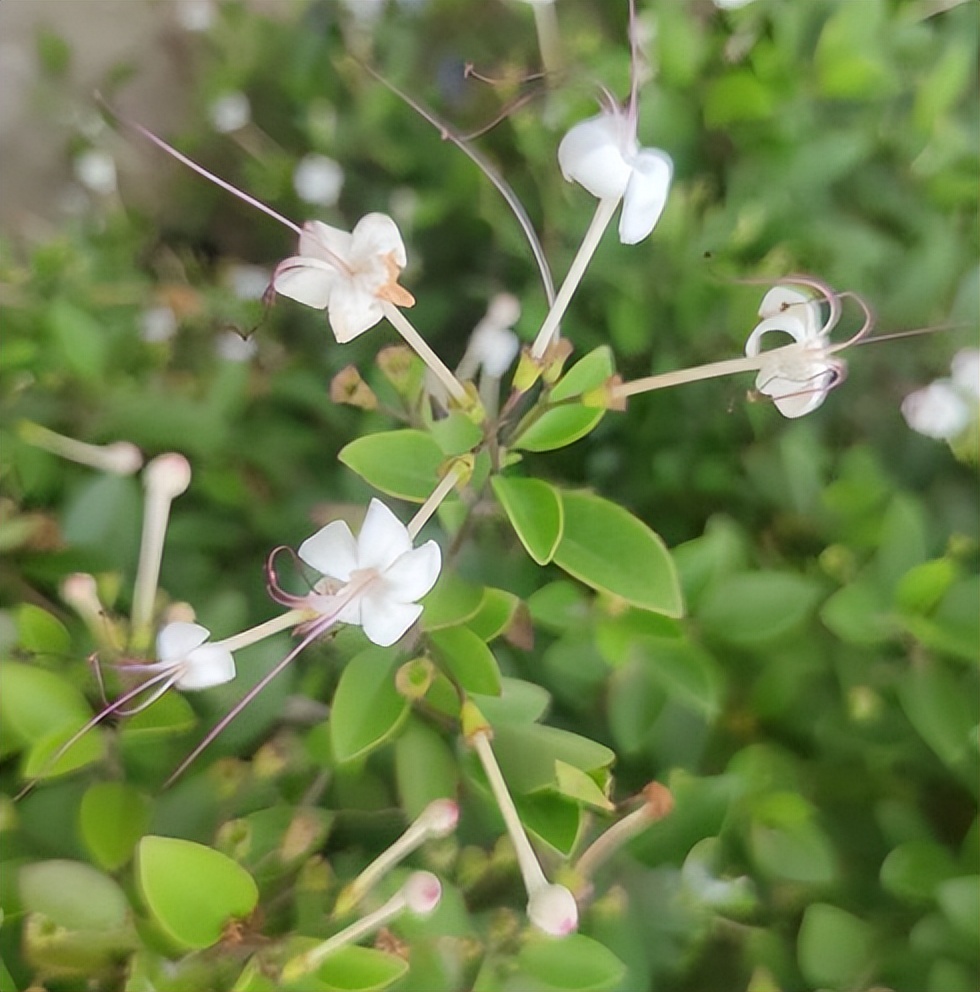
[100,442,144,475]
[403,871,442,916]
[641,781,674,821]
[527,883,578,937]
[418,799,459,839]
[143,453,192,499]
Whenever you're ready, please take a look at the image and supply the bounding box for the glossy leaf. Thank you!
[553,490,683,616]
[512,405,605,453]
[428,626,501,696]
[471,677,551,726]
[19,859,129,932]
[331,647,409,763]
[549,346,615,401]
[421,573,484,631]
[466,587,521,642]
[15,604,71,658]
[798,903,873,990]
[339,430,445,503]
[137,836,259,950]
[491,476,563,565]
[518,933,626,992]
[491,723,615,795]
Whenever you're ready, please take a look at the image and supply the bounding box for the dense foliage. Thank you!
[0,1,977,990]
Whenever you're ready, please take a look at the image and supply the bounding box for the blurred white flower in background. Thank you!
[208,92,251,134]
[457,293,522,380]
[293,153,344,207]
[227,263,270,301]
[139,305,179,343]
[175,0,215,32]
[74,148,117,195]
[902,348,979,441]
[215,330,258,363]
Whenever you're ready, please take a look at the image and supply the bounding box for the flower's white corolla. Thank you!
[297,498,441,647]
[744,286,838,418]
[951,347,979,399]
[902,380,971,440]
[155,621,236,690]
[273,214,415,343]
[293,153,344,207]
[558,110,673,245]
[459,293,522,380]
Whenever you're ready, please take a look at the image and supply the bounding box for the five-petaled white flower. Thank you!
[294,498,441,647]
[558,108,673,245]
[154,621,236,690]
[901,347,979,441]
[272,213,415,343]
[744,286,840,419]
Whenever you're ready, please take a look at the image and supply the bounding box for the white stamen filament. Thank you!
[214,608,315,653]
[530,196,619,359]
[408,462,467,539]
[381,303,469,404]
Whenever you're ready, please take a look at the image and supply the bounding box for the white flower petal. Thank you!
[273,256,337,309]
[300,220,352,264]
[951,348,979,399]
[357,499,414,573]
[755,366,836,418]
[382,541,442,603]
[176,644,236,690]
[326,280,385,342]
[758,287,822,338]
[558,113,633,201]
[745,314,810,355]
[299,520,359,581]
[619,148,673,245]
[359,597,423,647]
[156,621,210,663]
[901,380,971,440]
[349,212,408,269]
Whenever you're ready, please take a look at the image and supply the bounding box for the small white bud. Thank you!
[60,573,101,613]
[901,380,971,440]
[74,149,117,195]
[418,798,459,839]
[100,442,144,476]
[293,154,344,207]
[143,453,192,499]
[139,306,178,343]
[527,883,578,937]
[402,871,442,916]
[209,93,251,134]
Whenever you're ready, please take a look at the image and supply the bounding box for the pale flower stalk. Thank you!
[19,421,142,475]
[467,709,578,937]
[282,872,442,983]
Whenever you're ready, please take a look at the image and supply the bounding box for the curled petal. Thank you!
[157,621,210,663]
[745,314,811,354]
[558,113,633,201]
[619,149,673,245]
[300,220,352,264]
[758,287,823,338]
[299,520,359,581]
[273,256,337,309]
[350,213,409,270]
[359,597,423,647]
[176,644,236,691]
[755,360,837,419]
[356,499,414,574]
[383,541,442,604]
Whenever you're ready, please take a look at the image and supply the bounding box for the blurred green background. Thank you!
[0,1,977,990]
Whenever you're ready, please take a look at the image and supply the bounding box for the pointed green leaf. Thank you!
[339,430,445,503]
[513,792,583,856]
[549,346,615,401]
[395,718,459,819]
[0,662,91,745]
[79,782,151,871]
[466,587,521,642]
[518,933,626,991]
[20,860,129,933]
[305,946,409,992]
[491,476,563,564]
[491,723,615,795]
[137,836,258,950]
[553,490,683,616]
[513,406,605,453]
[471,677,551,726]
[15,605,71,658]
[24,723,105,779]
[331,647,409,763]
[798,904,873,990]
[428,626,501,696]
[554,760,614,811]
[421,573,484,631]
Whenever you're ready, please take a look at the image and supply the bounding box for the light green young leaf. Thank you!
[339,430,445,502]
[331,647,409,763]
[517,933,626,992]
[491,476,563,564]
[428,626,502,696]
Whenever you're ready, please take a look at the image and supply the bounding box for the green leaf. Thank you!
[937,876,980,942]
[19,860,129,932]
[699,572,822,647]
[306,945,409,992]
[513,407,605,453]
[428,411,484,456]
[880,840,957,904]
[491,476,563,565]
[549,346,615,401]
[898,663,977,776]
[339,430,445,503]
[797,904,873,990]
[137,836,259,950]
[428,626,502,696]
[895,559,958,615]
[15,604,71,658]
[79,782,151,871]
[553,490,683,616]
[491,723,615,795]
[554,761,614,811]
[518,933,626,992]
[395,719,459,819]
[471,677,551,726]
[466,587,521,642]
[640,639,723,718]
[820,579,894,646]
[23,723,105,779]
[704,71,775,126]
[513,792,583,856]
[47,300,108,382]
[750,816,838,887]
[421,573,485,631]
[330,647,408,764]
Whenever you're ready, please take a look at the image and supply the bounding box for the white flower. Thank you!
[744,286,839,418]
[175,0,215,31]
[75,149,117,195]
[296,498,441,647]
[901,380,971,440]
[951,347,979,399]
[272,214,415,343]
[209,92,251,134]
[458,293,522,380]
[558,109,673,245]
[293,154,344,207]
[227,263,271,301]
[155,621,236,691]
[215,330,258,362]
[139,305,178,343]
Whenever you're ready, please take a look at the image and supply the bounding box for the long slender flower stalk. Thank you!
[131,454,192,649]
[408,461,469,540]
[282,871,442,983]
[19,422,143,475]
[381,302,469,405]
[530,197,619,360]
